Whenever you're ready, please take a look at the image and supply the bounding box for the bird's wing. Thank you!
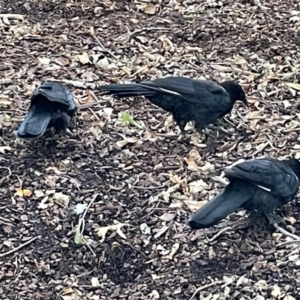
[137,77,196,98]
[224,159,299,198]
[138,77,231,110]
[188,180,256,229]
[32,82,76,110]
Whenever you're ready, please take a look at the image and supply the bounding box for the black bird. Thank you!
[17,81,77,138]
[97,76,247,133]
[188,158,300,230]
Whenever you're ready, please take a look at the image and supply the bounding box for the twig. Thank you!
[0,236,39,257]
[252,141,270,156]
[88,90,100,102]
[82,194,98,220]
[210,175,228,186]
[0,14,24,20]
[208,226,233,242]
[74,194,99,257]
[79,102,101,109]
[92,34,119,61]
[88,108,101,120]
[189,280,223,300]
[127,27,170,40]
[277,240,300,247]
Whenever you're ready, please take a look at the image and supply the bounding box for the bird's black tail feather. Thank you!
[187,180,256,229]
[17,106,52,138]
[98,83,157,98]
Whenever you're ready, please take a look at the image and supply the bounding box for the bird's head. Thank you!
[220,81,248,107]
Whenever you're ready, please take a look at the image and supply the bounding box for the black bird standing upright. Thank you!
[97,76,247,133]
[187,158,300,230]
[17,81,77,138]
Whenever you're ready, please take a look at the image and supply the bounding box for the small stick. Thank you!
[79,102,101,109]
[128,27,170,40]
[0,236,39,257]
[0,14,24,20]
[189,280,223,300]
[92,34,119,61]
[210,176,228,186]
[89,90,100,102]
[74,194,99,257]
[277,240,300,247]
[207,226,232,242]
[252,141,270,156]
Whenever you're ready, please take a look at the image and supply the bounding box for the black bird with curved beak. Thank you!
[188,158,300,231]
[97,76,248,134]
[17,81,77,138]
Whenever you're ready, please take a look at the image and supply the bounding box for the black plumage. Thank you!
[17,81,77,138]
[188,158,300,229]
[97,76,247,132]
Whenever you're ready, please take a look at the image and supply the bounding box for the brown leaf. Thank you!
[143,4,156,15]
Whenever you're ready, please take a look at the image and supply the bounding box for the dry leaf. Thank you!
[75,53,91,64]
[184,200,207,211]
[115,137,138,148]
[91,277,100,287]
[143,4,156,15]
[165,243,180,260]
[140,223,151,234]
[284,295,296,300]
[0,96,12,107]
[153,225,169,239]
[159,213,176,222]
[188,179,209,194]
[38,57,50,65]
[15,188,32,197]
[61,287,74,295]
[0,146,11,153]
[286,82,300,91]
[34,190,45,198]
[95,222,130,243]
[184,157,200,171]
[53,192,70,206]
[271,285,282,298]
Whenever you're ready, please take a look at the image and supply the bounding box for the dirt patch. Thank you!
[1,0,300,299]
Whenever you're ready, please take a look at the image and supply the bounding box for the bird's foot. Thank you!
[267,213,300,242]
[203,127,216,139]
[65,128,74,136]
[266,213,286,227]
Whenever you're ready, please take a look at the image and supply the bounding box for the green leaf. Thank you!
[74,219,85,245]
[34,170,42,176]
[119,112,143,129]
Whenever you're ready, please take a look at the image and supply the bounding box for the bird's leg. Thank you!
[266,213,300,241]
[177,120,192,141]
[178,121,187,133]
[203,127,215,139]
[221,117,236,127]
[206,125,232,136]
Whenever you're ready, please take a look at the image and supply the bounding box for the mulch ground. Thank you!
[1,0,300,299]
